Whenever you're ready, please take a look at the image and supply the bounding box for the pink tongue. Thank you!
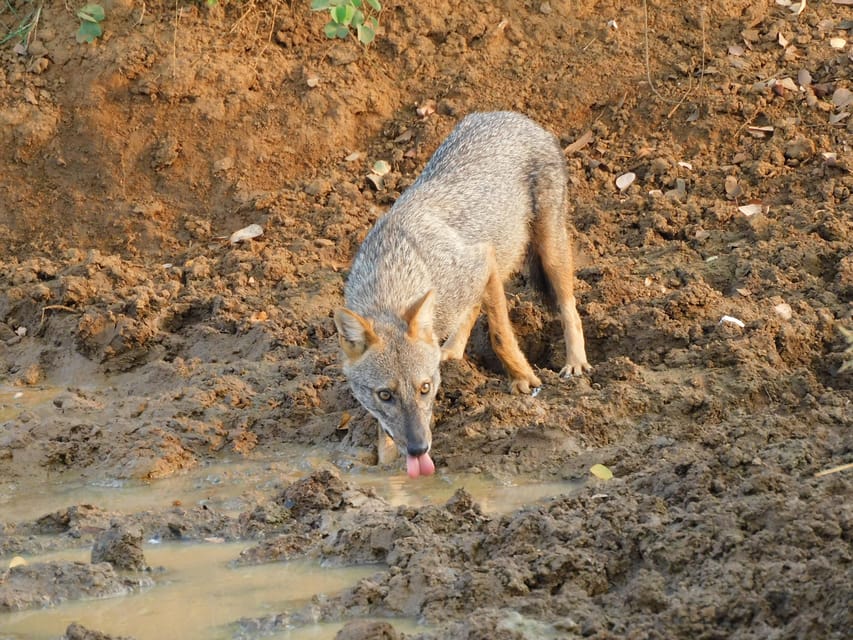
[406,452,436,478]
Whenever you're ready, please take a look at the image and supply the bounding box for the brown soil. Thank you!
[1,0,851,638]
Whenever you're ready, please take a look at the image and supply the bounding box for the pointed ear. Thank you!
[402,290,436,343]
[334,308,379,361]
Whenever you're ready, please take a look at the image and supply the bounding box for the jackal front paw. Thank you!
[559,359,592,378]
[510,372,542,395]
[441,346,465,361]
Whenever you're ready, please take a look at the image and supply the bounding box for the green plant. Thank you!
[0,0,42,47]
[76,3,105,43]
[310,0,381,46]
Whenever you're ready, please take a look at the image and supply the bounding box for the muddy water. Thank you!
[2,423,581,523]
[0,385,62,423]
[1,384,581,639]
[0,543,417,639]
[1,457,580,525]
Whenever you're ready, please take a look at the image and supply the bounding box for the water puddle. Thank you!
[0,385,62,423]
[1,455,581,525]
[0,542,419,640]
[358,470,581,514]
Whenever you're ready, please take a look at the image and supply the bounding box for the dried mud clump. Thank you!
[91,523,148,572]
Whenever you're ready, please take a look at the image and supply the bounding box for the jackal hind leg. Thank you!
[532,176,590,377]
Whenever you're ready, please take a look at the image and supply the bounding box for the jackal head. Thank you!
[333,290,440,477]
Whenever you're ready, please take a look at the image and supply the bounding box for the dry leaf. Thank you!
[797,69,812,87]
[747,125,774,138]
[725,175,743,198]
[829,112,850,124]
[337,412,352,431]
[830,37,847,50]
[9,556,27,568]
[677,161,693,170]
[777,77,798,92]
[306,74,320,88]
[366,174,384,190]
[738,203,766,217]
[615,172,636,192]
[344,151,363,162]
[728,44,744,56]
[590,463,613,480]
[774,303,793,320]
[564,130,593,155]
[229,224,264,244]
[832,88,853,109]
[720,315,746,328]
[372,160,391,176]
[778,32,789,48]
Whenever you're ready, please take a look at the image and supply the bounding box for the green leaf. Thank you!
[76,20,102,43]
[357,25,375,44]
[351,10,364,27]
[589,464,613,480]
[310,0,331,9]
[331,4,356,25]
[368,15,378,28]
[366,0,381,11]
[351,0,363,7]
[79,4,105,22]
[323,20,339,38]
[335,24,349,39]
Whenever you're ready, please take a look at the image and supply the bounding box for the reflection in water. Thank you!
[0,543,411,640]
[1,454,581,524]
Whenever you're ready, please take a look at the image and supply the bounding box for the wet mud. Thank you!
[1,0,851,638]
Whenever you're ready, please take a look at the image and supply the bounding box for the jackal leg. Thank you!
[441,303,481,361]
[482,248,541,394]
[377,423,398,464]
[533,202,590,377]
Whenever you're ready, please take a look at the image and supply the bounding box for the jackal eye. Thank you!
[419,381,431,395]
[376,389,393,402]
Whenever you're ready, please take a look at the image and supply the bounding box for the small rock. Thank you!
[27,40,47,57]
[335,620,400,640]
[64,623,137,640]
[303,179,330,197]
[91,523,148,571]
[784,137,815,162]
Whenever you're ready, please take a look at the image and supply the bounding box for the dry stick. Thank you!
[814,462,853,478]
[135,1,146,28]
[643,0,707,118]
[39,304,78,329]
[230,0,258,35]
[251,1,279,76]
[172,0,178,79]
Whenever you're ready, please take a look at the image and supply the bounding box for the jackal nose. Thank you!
[407,443,429,457]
